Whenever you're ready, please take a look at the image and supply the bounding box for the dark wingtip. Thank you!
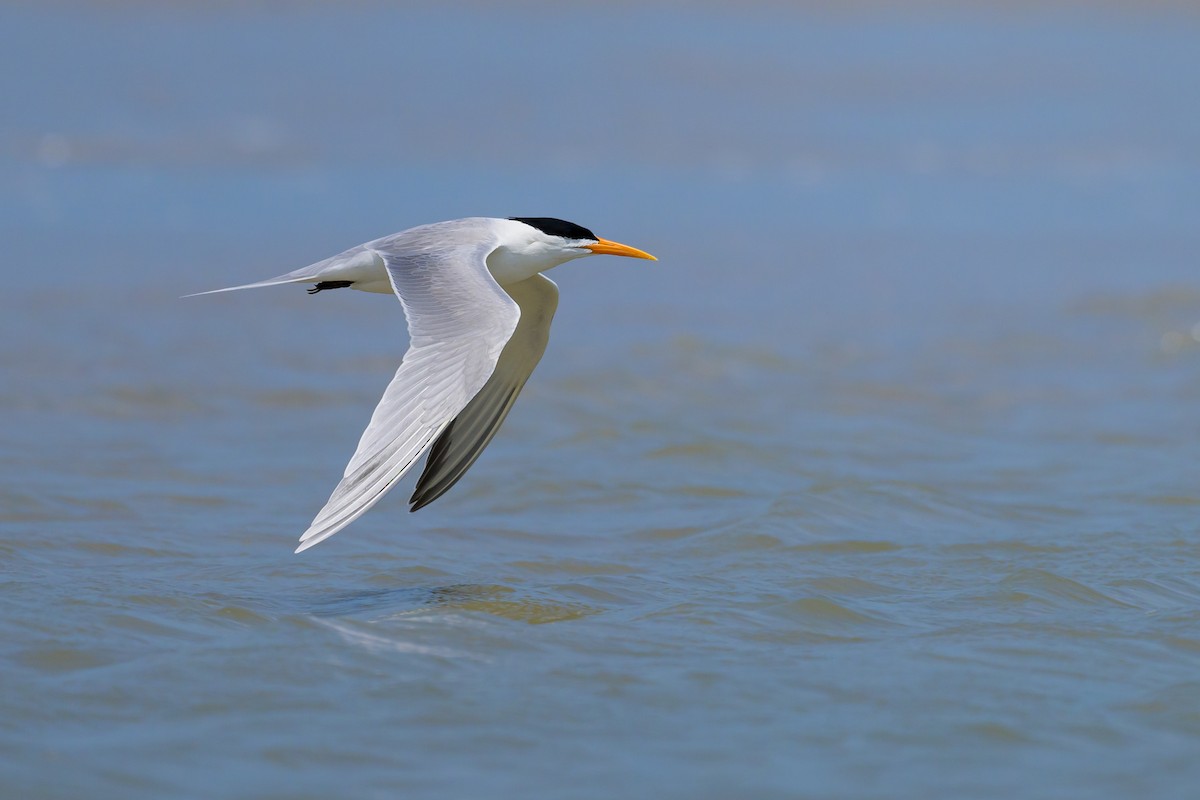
[409,487,437,512]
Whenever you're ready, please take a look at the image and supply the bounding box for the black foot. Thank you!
[308,281,354,294]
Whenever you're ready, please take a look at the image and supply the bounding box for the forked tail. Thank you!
[182,275,313,298]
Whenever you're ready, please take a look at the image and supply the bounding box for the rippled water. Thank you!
[4,3,1200,798]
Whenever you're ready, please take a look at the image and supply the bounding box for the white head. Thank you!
[486,217,656,285]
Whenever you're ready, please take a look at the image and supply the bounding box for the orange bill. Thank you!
[585,238,657,261]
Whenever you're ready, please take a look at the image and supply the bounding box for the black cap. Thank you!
[509,217,597,242]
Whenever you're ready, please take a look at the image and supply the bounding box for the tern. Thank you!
[191,217,656,552]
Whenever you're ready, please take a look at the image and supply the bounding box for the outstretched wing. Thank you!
[295,235,519,552]
[409,274,559,511]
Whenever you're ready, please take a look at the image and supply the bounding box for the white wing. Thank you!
[409,274,559,511]
[295,233,519,552]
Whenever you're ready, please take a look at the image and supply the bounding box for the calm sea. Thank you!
[3,3,1199,798]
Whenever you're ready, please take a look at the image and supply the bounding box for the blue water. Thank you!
[3,3,1200,799]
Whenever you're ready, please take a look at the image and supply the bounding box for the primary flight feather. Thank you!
[189,217,656,552]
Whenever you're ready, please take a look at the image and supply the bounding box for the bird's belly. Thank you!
[351,279,395,294]
[311,247,389,290]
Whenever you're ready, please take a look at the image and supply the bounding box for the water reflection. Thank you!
[308,582,602,626]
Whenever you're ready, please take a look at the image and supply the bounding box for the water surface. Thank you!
[3,3,1200,798]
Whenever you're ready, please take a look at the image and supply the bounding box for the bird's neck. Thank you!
[486,246,582,286]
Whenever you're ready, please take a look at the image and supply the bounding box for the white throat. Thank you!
[485,221,589,285]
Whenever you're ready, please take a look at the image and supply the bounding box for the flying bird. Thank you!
[190,217,656,552]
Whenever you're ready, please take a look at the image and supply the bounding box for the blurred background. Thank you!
[3,2,1199,798]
